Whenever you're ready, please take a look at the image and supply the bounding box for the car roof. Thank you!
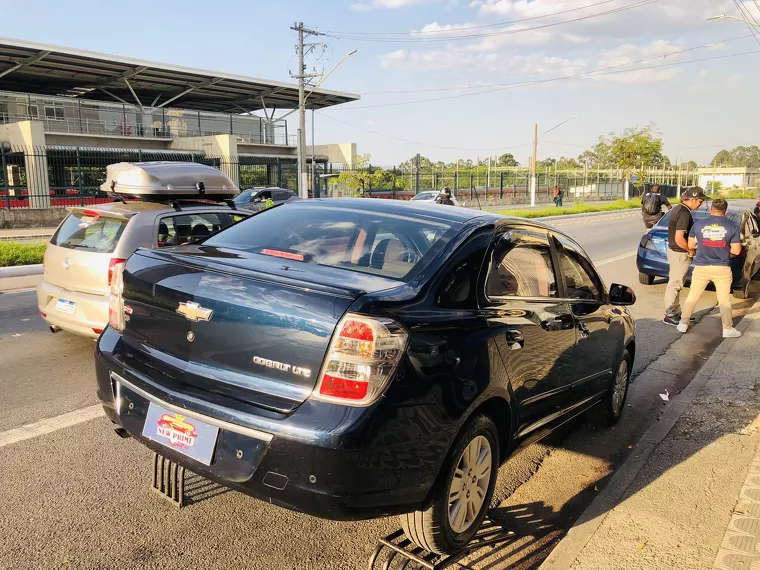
[69,201,241,217]
[295,197,500,224]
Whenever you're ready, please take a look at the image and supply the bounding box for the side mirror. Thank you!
[253,198,262,204]
[609,283,636,306]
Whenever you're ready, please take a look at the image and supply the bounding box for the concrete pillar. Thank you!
[624,179,630,201]
[0,120,50,208]
[530,175,537,207]
[169,134,240,188]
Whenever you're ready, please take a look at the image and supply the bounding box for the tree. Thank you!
[711,149,734,167]
[710,146,760,168]
[498,153,520,167]
[682,160,698,170]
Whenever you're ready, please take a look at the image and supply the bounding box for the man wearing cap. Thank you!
[663,186,706,326]
[677,199,742,338]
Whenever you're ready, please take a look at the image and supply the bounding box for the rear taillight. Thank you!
[108,258,127,287]
[108,259,126,333]
[640,235,656,250]
[312,314,408,406]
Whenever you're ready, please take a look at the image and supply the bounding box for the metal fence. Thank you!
[317,163,700,201]
[0,145,298,209]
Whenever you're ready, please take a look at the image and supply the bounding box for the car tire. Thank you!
[588,349,631,427]
[638,272,654,285]
[401,415,499,555]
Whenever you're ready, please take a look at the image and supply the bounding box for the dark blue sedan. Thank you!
[95,199,636,554]
[636,206,760,299]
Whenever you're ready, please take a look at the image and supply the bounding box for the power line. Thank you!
[323,0,660,43]
[732,0,760,47]
[325,0,622,36]
[322,49,760,111]
[316,111,534,152]
[358,34,753,95]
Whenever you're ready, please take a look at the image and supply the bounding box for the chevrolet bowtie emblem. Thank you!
[176,301,213,322]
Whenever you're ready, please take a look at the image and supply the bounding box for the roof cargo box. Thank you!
[100,162,239,200]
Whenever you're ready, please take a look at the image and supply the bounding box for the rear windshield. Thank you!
[657,208,743,228]
[205,204,460,280]
[51,212,127,253]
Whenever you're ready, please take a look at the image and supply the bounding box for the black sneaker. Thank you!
[663,315,680,326]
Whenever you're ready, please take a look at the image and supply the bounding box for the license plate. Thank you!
[55,299,76,315]
[142,402,219,465]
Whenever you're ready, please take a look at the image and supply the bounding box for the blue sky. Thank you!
[1,0,759,166]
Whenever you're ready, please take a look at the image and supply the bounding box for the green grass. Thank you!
[722,189,758,199]
[0,241,47,267]
[497,199,641,219]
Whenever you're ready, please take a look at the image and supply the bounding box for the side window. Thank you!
[556,248,600,301]
[437,230,491,308]
[231,214,248,224]
[158,213,228,247]
[258,191,272,200]
[486,231,557,299]
[273,190,290,201]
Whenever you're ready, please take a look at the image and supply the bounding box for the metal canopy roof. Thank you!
[0,38,359,113]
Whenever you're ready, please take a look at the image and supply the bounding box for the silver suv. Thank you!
[38,201,250,338]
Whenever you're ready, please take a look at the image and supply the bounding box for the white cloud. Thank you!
[351,0,437,10]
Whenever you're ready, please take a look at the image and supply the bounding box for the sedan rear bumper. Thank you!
[94,328,447,521]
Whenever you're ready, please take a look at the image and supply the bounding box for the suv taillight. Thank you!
[108,259,126,332]
[312,314,408,406]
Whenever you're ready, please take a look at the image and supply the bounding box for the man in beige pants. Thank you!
[663,187,706,326]
[677,198,742,338]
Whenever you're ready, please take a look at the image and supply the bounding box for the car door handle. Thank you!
[577,322,590,338]
[506,329,524,350]
[542,314,574,331]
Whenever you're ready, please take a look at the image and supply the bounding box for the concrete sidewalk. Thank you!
[541,300,760,570]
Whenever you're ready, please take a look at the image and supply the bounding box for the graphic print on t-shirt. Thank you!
[700,223,728,248]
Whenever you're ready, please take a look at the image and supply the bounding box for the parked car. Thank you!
[233,187,299,211]
[38,162,251,339]
[410,190,460,206]
[636,205,760,299]
[95,198,635,554]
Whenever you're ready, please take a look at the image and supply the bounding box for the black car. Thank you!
[232,187,299,211]
[95,199,636,554]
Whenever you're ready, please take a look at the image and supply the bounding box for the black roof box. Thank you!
[100,161,239,201]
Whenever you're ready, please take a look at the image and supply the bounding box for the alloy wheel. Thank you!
[448,435,492,534]
[611,359,629,416]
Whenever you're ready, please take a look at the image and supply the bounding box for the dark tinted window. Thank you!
[273,190,292,201]
[158,212,228,247]
[486,231,557,299]
[556,247,600,300]
[206,205,459,280]
[437,229,491,308]
[52,212,127,253]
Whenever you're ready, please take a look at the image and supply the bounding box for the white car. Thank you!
[410,191,459,206]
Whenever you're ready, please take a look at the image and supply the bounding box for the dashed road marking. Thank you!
[0,404,105,448]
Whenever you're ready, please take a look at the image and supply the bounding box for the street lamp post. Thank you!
[707,12,760,26]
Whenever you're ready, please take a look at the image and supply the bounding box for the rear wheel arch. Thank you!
[465,396,513,463]
[625,339,636,367]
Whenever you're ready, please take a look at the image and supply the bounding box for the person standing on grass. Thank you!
[641,184,672,229]
[553,186,564,207]
[663,186,706,326]
[677,199,742,338]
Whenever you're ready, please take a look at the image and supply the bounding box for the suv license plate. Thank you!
[142,402,219,466]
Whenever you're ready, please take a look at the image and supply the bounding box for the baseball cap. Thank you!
[682,186,707,200]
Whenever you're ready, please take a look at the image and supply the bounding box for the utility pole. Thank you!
[531,123,538,207]
[291,22,325,199]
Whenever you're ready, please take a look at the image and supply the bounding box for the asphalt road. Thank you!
[0,202,757,570]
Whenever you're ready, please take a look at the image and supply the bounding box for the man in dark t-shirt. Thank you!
[663,187,706,326]
[676,199,742,338]
[641,185,672,228]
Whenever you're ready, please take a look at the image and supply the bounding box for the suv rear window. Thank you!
[205,205,459,280]
[51,212,127,253]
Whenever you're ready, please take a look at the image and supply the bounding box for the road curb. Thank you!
[539,297,760,570]
[0,264,43,278]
